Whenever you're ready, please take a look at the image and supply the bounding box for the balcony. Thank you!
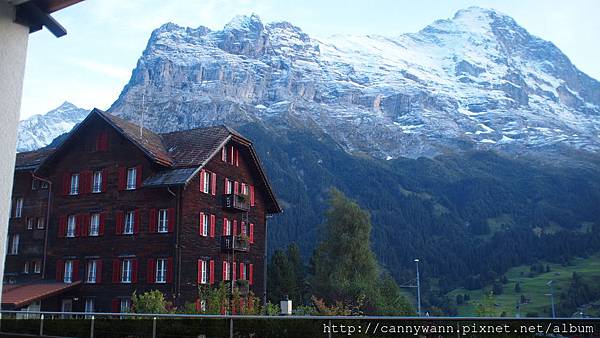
[220,235,250,252]
[222,194,250,212]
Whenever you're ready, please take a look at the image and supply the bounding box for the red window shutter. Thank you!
[84,214,91,236]
[197,260,202,284]
[195,298,201,312]
[149,209,157,233]
[115,211,124,235]
[96,260,103,283]
[58,215,67,238]
[56,259,64,281]
[81,171,91,194]
[222,261,227,280]
[250,185,255,206]
[99,212,106,236]
[79,172,87,194]
[239,263,245,280]
[72,259,80,281]
[235,148,239,167]
[199,212,205,235]
[135,165,143,188]
[111,299,119,313]
[166,257,173,283]
[210,214,215,238]
[62,173,70,196]
[112,259,120,283]
[209,260,214,284]
[234,181,239,195]
[211,173,216,196]
[199,170,205,192]
[249,264,254,285]
[222,217,227,235]
[223,178,227,194]
[229,146,234,165]
[131,259,138,283]
[133,209,140,234]
[167,208,175,232]
[249,223,254,243]
[233,262,237,281]
[233,220,238,236]
[221,147,226,161]
[147,259,155,283]
[75,214,82,237]
[101,169,108,192]
[117,167,126,190]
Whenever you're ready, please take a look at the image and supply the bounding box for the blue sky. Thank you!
[20,0,600,119]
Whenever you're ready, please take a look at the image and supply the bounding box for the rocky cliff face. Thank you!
[17,101,88,152]
[108,7,600,159]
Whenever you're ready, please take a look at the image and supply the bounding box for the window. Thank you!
[9,234,19,255]
[121,259,132,283]
[37,217,45,229]
[23,262,29,274]
[90,213,100,236]
[201,171,211,193]
[240,263,247,280]
[124,211,134,235]
[33,261,41,274]
[27,218,34,230]
[224,218,232,236]
[64,260,73,283]
[126,168,137,190]
[199,299,206,312]
[92,171,102,193]
[199,260,207,284]
[242,183,249,196]
[41,181,49,189]
[225,179,233,194]
[156,258,167,283]
[223,261,230,280]
[70,174,79,195]
[14,198,23,218]
[158,209,168,233]
[67,215,76,238]
[31,179,39,190]
[86,260,97,283]
[241,222,247,236]
[85,299,94,314]
[120,298,130,313]
[200,213,208,236]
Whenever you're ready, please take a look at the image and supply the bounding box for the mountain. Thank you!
[17,101,88,152]
[109,7,600,159]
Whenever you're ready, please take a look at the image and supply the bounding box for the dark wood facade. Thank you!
[3,109,281,313]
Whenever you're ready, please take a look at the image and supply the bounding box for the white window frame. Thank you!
[31,178,38,190]
[157,209,168,233]
[23,261,29,274]
[156,258,167,283]
[200,213,208,236]
[64,260,73,283]
[70,174,79,195]
[124,211,134,235]
[240,264,247,280]
[67,215,76,238]
[200,260,207,284]
[84,299,94,315]
[15,198,23,218]
[27,218,34,230]
[225,179,233,194]
[242,183,249,196]
[200,299,206,312]
[126,167,137,190]
[9,234,19,255]
[92,171,102,193]
[226,219,232,236]
[37,217,45,229]
[33,261,41,274]
[86,260,97,283]
[41,181,49,189]
[202,171,211,193]
[120,298,130,313]
[121,259,132,283]
[223,261,231,281]
[90,213,100,236]
[241,222,247,236]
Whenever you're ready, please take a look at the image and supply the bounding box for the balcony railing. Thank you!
[220,235,250,252]
[222,194,250,212]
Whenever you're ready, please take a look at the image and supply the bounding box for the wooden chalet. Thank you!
[3,108,281,313]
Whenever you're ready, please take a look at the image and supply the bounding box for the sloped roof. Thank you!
[143,167,198,187]
[15,147,56,171]
[1,281,81,308]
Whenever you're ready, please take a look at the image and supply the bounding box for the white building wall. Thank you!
[0,1,30,300]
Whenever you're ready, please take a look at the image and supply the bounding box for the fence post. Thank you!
[39,314,44,336]
[152,317,157,338]
[90,315,94,338]
[328,319,332,338]
[229,317,233,338]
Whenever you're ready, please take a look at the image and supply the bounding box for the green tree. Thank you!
[310,188,412,315]
[514,282,521,293]
[131,290,170,314]
[268,246,298,303]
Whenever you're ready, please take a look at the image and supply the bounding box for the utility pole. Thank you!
[415,259,421,316]
[546,280,556,318]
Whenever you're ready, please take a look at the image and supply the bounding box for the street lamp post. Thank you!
[415,259,421,316]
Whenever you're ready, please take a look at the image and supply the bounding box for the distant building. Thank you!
[2,108,281,313]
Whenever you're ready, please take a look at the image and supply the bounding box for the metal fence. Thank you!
[0,310,598,338]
